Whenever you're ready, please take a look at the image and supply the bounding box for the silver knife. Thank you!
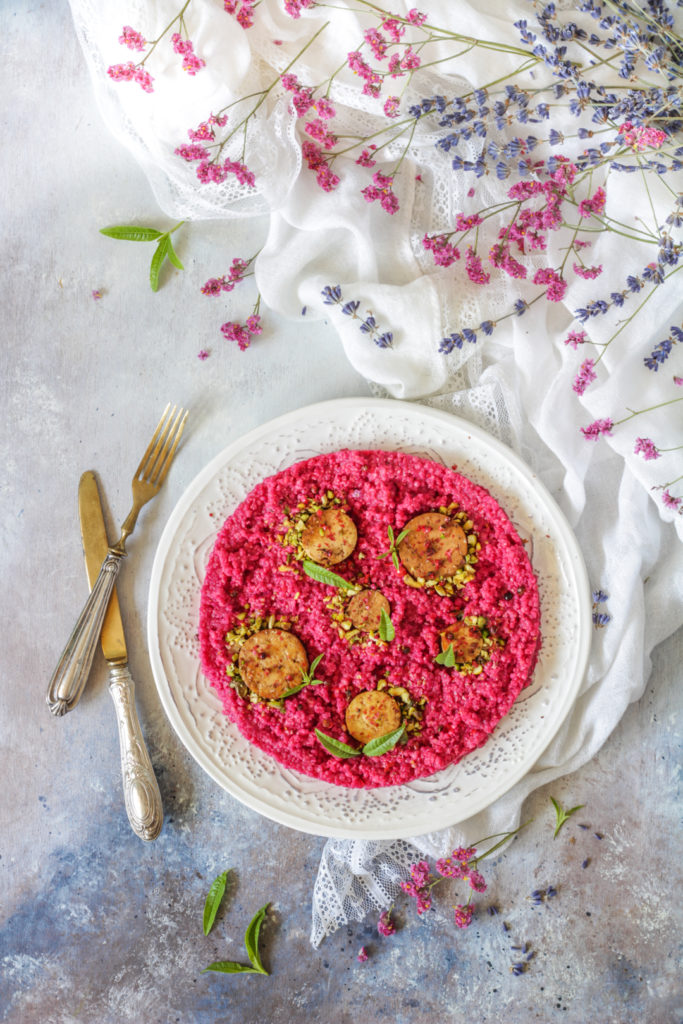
[77,470,163,841]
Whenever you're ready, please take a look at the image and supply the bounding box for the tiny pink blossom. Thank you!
[201,277,225,296]
[197,349,210,360]
[573,358,597,395]
[91,289,103,301]
[465,869,487,893]
[176,143,210,162]
[356,148,377,168]
[533,266,567,301]
[406,8,428,26]
[662,490,681,510]
[364,27,388,61]
[357,946,368,962]
[119,26,146,51]
[634,437,660,460]
[383,96,400,118]
[565,329,588,348]
[401,46,421,70]
[284,0,315,17]
[674,376,683,387]
[578,186,606,219]
[465,246,490,284]
[454,904,474,929]
[620,120,668,151]
[246,314,262,334]
[573,262,603,280]
[581,417,614,440]
[315,97,336,120]
[377,909,396,936]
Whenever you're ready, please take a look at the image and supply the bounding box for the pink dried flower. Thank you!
[565,329,588,349]
[284,0,315,17]
[634,437,660,460]
[573,262,603,280]
[381,17,405,43]
[119,26,146,51]
[620,121,668,151]
[533,267,567,301]
[401,46,421,71]
[315,97,336,120]
[465,246,490,284]
[406,8,428,26]
[357,946,368,962]
[361,171,399,215]
[454,904,474,929]
[91,289,103,301]
[197,349,210,360]
[356,148,377,168]
[175,143,210,162]
[674,377,683,387]
[107,62,154,93]
[201,277,225,296]
[662,490,681,510]
[246,314,262,334]
[364,27,388,61]
[465,869,487,893]
[578,186,606,219]
[581,417,614,441]
[377,909,396,936]
[423,234,460,267]
[573,358,597,395]
[383,96,400,118]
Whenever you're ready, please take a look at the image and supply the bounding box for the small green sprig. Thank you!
[377,525,411,570]
[550,796,585,838]
[281,653,326,698]
[99,220,184,291]
[203,869,230,936]
[315,724,405,758]
[202,903,270,977]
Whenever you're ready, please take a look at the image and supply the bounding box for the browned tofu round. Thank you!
[345,690,401,745]
[347,589,390,632]
[238,629,309,700]
[440,621,483,662]
[300,507,357,566]
[397,512,467,579]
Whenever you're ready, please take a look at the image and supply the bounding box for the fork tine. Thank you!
[149,407,188,486]
[134,403,173,480]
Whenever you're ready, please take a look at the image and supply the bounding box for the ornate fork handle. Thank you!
[108,665,163,841]
[46,550,124,716]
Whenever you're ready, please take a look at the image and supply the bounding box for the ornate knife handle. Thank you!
[108,664,163,841]
[46,551,124,716]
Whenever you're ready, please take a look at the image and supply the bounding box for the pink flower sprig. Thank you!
[108,2,205,92]
[399,823,529,930]
[581,394,683,442]
[221,310,263,351]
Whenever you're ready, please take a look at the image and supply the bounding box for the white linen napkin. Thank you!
[67,0,683,945]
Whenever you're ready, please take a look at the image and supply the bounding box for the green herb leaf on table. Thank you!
[302,560,355,590]
[149,235,170,292]
[435,642,456,667]
[379,607,395,642]
[202,904,271,977]
[243,904,270,975]
[99,225,164,242]
[203,870,230,936]
[165,235,185,271]
[315,729,361,758]
[550,797,585,838]
[362,724,405,757]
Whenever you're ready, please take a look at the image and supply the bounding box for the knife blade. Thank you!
[78,470,163,842]
[79,471,126,660]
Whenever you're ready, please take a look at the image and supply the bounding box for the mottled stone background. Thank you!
[1,5,681,1023]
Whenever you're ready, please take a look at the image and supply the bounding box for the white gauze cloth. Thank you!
[67,0,683,945]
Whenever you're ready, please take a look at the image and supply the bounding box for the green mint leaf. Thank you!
[315,729,361,758]
[394,527,411,545]
[379,607,395,642]
[165,236,185,270]
[302,560,354,590]
[550,797,585,838]
[281,654,326,697]
[362,724,405,757]
[201,961,261,975]
[203,870,230,936]
[435,643,456,667]
[149,234,170,292]
[100,225,164,242]
[244,904,270,975]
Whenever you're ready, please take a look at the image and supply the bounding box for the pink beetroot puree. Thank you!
[198,449,541,788]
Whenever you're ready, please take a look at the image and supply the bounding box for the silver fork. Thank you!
[47,404,188,716]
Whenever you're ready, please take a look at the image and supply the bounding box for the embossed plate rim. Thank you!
[147,397,591,839]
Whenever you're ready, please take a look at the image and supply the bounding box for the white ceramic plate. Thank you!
[147,397,591,839]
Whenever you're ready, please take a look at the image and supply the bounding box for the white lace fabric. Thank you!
[68,0,683,945]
